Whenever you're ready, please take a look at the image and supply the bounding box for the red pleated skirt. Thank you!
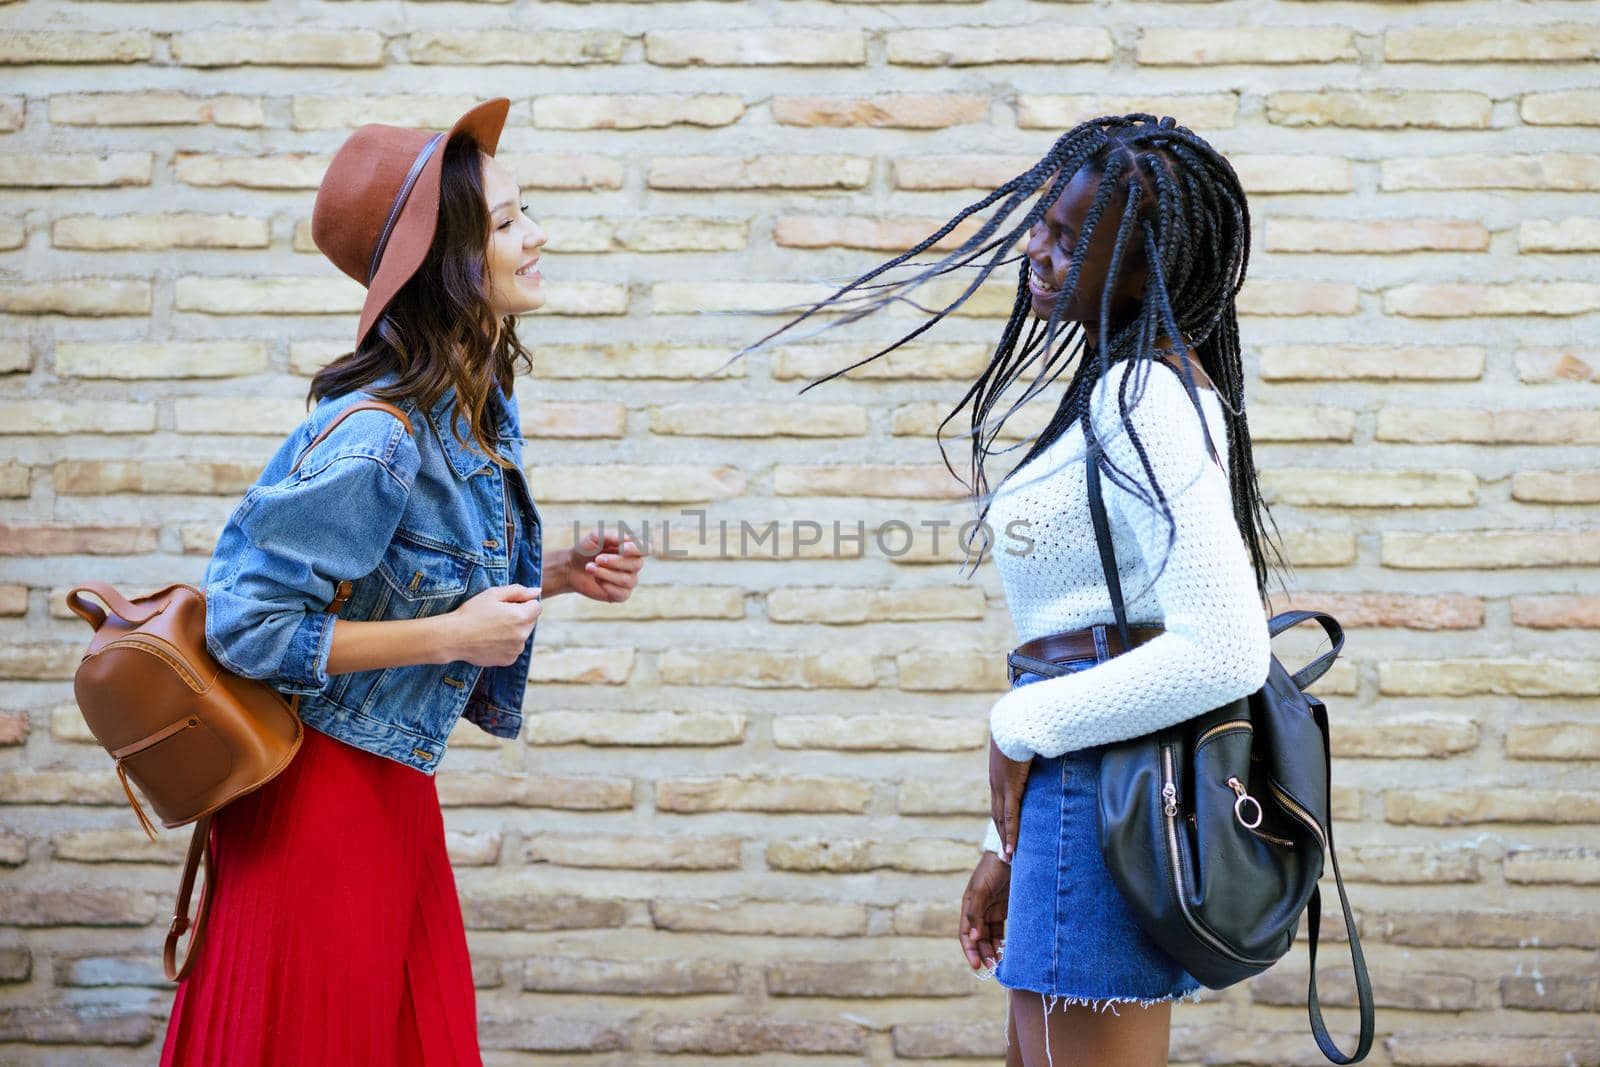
[159,725,481,1067]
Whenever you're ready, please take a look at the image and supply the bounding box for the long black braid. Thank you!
[731,114,1293,608]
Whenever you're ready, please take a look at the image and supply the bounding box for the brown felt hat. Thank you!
[312,97,511,353]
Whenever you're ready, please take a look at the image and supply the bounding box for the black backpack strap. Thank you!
[1304,701,1374,1064]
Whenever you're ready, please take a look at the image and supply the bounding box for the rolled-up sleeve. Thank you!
[203,425,421,696]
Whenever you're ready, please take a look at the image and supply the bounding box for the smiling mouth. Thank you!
[1029,266,1062,296]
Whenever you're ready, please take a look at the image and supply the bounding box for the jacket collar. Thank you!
[363,368,516,480]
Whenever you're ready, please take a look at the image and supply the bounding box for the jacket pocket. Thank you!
[376,534,475,617]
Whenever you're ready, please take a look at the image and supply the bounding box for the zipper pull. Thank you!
[1227,776,1263,829]
[1162,782,1179,818]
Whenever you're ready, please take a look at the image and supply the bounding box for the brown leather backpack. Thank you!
[67,399,412,981]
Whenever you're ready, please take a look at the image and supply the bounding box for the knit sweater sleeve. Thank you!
[986,359,1273,762]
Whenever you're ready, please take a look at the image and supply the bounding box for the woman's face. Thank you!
[480,153,548,320]
[1024,164,1149,326]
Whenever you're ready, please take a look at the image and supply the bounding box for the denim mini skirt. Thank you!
[988,659,1203,1008]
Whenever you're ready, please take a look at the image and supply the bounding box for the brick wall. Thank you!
[2,0,1598,1063]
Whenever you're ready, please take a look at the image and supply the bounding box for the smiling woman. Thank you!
[158,98,645,1067]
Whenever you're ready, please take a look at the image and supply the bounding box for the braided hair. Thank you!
[733,113,1292,606]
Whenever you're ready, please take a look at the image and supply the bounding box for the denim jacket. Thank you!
[200,367,543,774]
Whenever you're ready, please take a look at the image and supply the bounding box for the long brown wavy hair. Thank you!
[308,130,533,472]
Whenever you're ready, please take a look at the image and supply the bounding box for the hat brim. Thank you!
[353,97,512,353]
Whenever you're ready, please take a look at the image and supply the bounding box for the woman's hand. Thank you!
[545,530,645,602]
[988,736,1032,862]
[443,584,541,667]
[959,851,1011,971]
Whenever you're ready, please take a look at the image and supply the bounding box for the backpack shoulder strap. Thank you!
[290,399,413,475]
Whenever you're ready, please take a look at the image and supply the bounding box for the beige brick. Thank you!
[1260,345,1485,381]
[0,97,22,133]
[1018,93,1237,130]
[655,775,873,813]
[1266,91,1490,129]
[646,30,866,66]
[1500,975,1600,1013]
[892,399,1044,440]
[1505,722,1600,760]
[1383,154,1600,192]
[650,1014,867,1055]
[1259,469,1476,507]
[615,216,748,252]
[659,649,874,688]
[767,586,984,624]
[406,31,622,65]
[1364,909,1600,949]
[0,524,158,556]
[892,901,955,937]
[1519,216,1600,252]
[526,647,635,685]
[1511,594,1600,628]
[172,396,302,435]
[1139,27,1356,65]
[1332,718,1480,758]
[1251,966,1475,1011]
[896,651,1008,692]
[774,464,967,500]
[0,153,152,188]
[1385,789,1600,825]
[649,155,871,190]
[1386,24,1600,62]
[51,830,187,864]
[552,586,746,622]
[435,773,633,809]
[1516,345,1600,382]
[0,585,24,615]
[1379,408,1600,445]
[506,153,625,191]
[1244,404,1361,444]
[886,28,1113,65]
[1380,657,1600,696]
[774,214,986,253]
[445,831,502,866]
[1504,848,1600,885]
[172,30,384,67]
[773,94,987,128]
[648,403,866,437]
[0,891,161,926]
[0,465,28,497]
[0,32,153,64]
[893,154,1038,190]
[1388,282,1600,317]
[772,342,990,380]
[0,401,154,434]
[535,94,743,129]
[766,959,973,996]
[175,275,359,314]
[530,344,744,379]
[174,151,327,189]
[773,715,985,751]
[1266,218,1488,253]
[766,837,975,873]
[534,464,743,503]
[894,1023,1001,1060]
[1267,592,1483,630]
[290,94,492,132]
[0,713,24,749]
[1522,89,1600,126]
[55,341,268,379]
[519,401,625,438]
[523,957,737,995]
[526,833,742,869]
[49,92,263,127]
[0,218,21,250]
[1387,1035,1600,1067]
[1342,846,1480,885]
[1232,153,1354,194]
[1236,280,1359,316]
[479,1014,626,1053]
[1383,531,1600,569]
[650,900,868,937]
[54,460,261,495]
[460,884,628,931]
[0,279,150,316]
[0,340,29,373]
[528,710,747,746]
[898,778,985,815]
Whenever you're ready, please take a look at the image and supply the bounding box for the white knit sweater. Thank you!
[979,357,1273,856]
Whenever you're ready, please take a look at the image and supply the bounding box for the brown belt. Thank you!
[1008,622,1166,683]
